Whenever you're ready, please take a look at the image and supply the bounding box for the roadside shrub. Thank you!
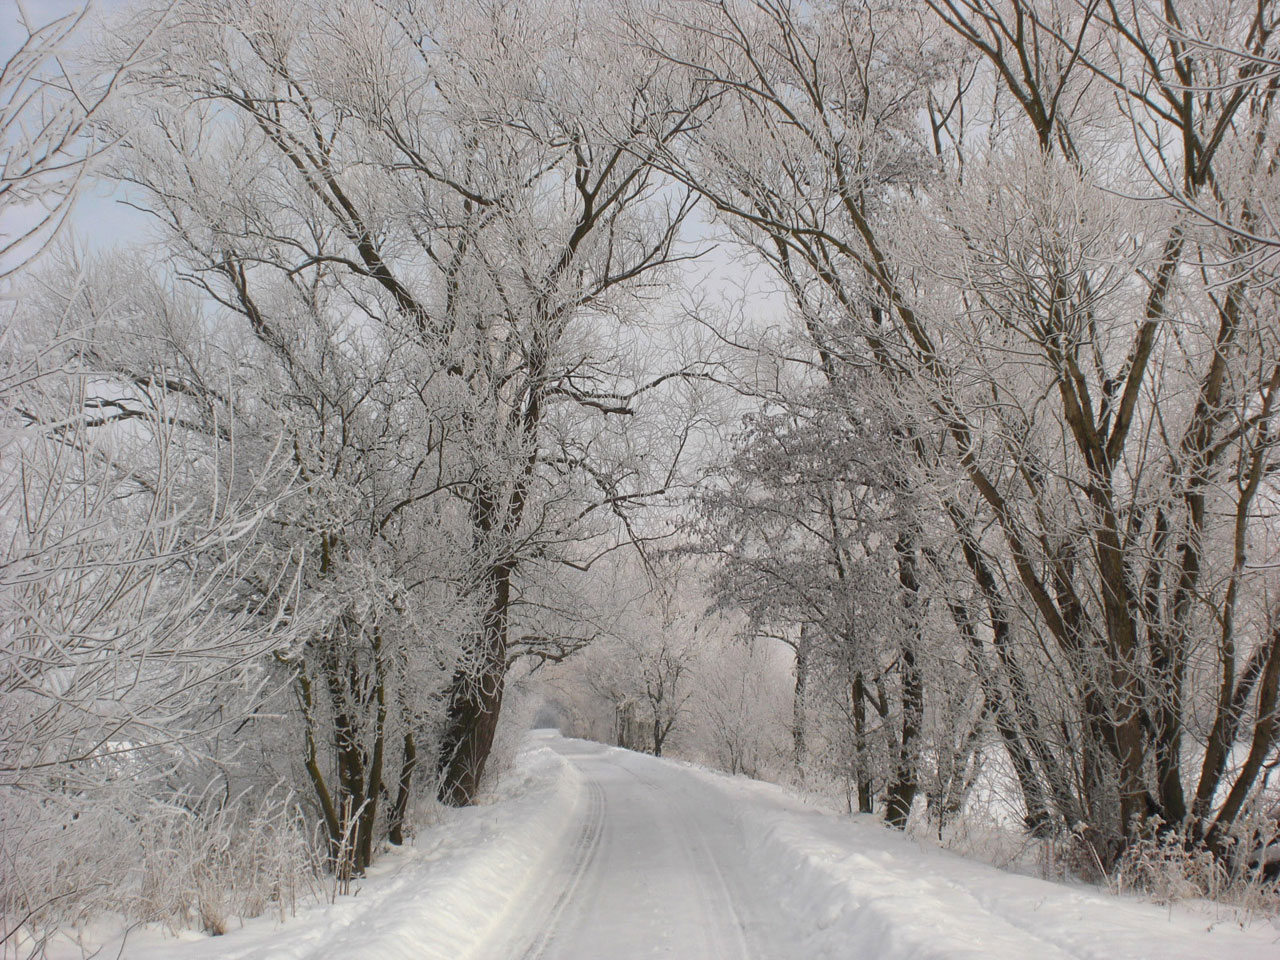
[2,781,321,957]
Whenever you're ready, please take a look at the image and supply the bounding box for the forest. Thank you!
[4,0,1280,953]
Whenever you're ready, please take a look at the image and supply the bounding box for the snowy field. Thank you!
[46,731,1280,960]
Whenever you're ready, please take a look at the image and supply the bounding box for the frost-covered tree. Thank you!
[92,0,713,828]
[557,560,702,757]
[658,0,1280,863]
[691,629,791,779]
[1,6,321,946]
[694,379,947,821]
[0,262,314,947]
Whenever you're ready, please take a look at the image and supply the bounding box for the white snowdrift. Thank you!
[47,731,582,960]
[687,765,1280,960]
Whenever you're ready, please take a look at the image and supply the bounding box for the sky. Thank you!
[1,0,152,278]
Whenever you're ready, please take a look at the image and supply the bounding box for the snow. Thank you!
[697,767,1280,960]
[478,736,806,959]
[46,732,582,960]
[50,731,1280,960]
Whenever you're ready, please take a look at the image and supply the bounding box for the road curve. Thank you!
[480,737,806,960]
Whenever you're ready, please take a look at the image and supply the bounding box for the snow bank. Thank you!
[694,770,1280,960]
[49,731,581,960]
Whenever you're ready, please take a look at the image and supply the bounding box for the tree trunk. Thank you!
[885,532,924,829]
[947,595,1053,833]
[1206,618,1280,851]
[852,671,873,815]
[884,639,922,829]
[793,623,811,768]
[388,730,415,846]
[437,561,513,806]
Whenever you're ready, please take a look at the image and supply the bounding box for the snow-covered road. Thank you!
[481,737,803,960]
[87,731,1280,960]
[471,735,1280,960]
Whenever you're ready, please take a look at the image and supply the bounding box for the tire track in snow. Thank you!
[679,801,755,960]
[614,756,755,960]
[515,777,606,960]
